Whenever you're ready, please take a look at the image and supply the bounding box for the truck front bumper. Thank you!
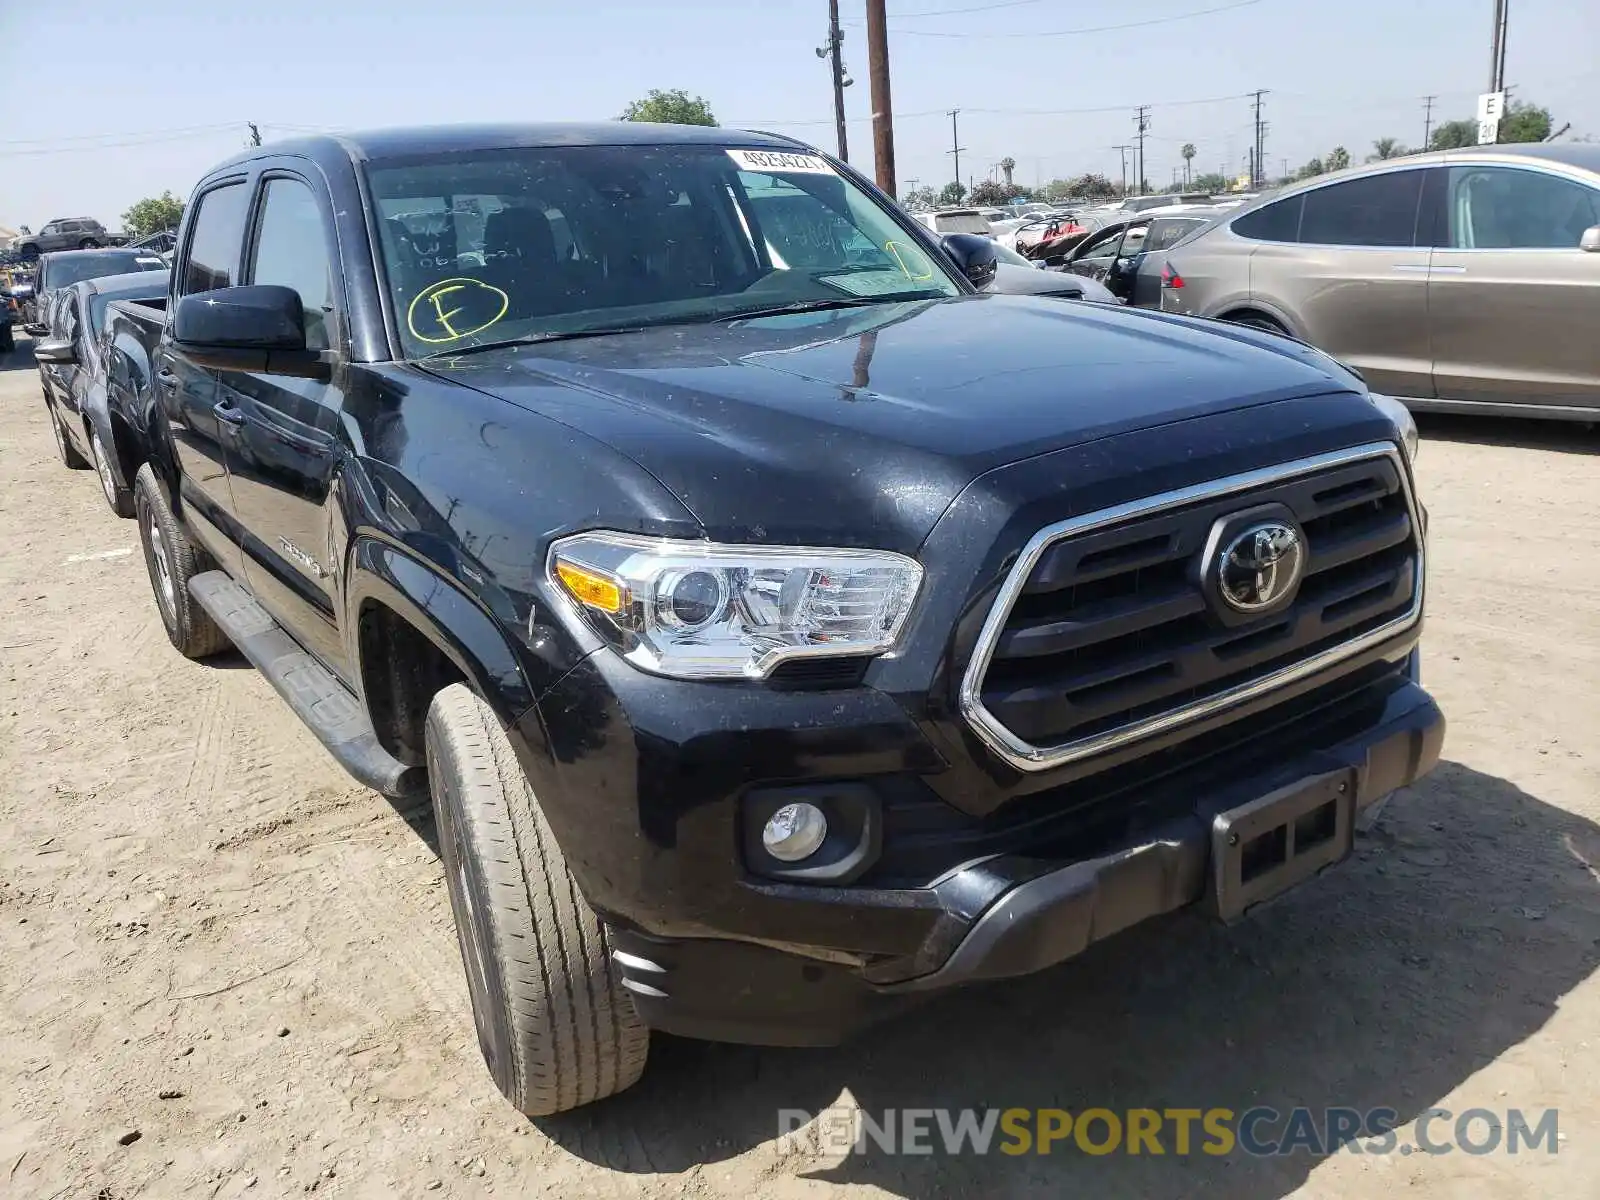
[588,670,1443,1046]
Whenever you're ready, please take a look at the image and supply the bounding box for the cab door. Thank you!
[1428,163,1600,413]
[1068,223,1131,283]
[215,173,349,676]
[159,177,254,575]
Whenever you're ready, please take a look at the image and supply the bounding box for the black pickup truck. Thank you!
[104,122,1442,1117]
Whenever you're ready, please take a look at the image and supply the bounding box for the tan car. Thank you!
[1161,144,1600,421]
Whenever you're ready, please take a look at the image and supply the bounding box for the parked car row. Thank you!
[29,122,1437,1122]
[34,268,173,514]
[1161,143,1600,422]
[14,246,166,337]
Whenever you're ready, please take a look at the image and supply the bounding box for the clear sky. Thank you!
[2,0,1595,231]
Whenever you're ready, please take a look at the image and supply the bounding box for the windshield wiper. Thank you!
[714,295,936,323]
[421,328,649,360]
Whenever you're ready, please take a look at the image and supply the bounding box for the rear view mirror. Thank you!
[33,338,76,364]
[1581,225,1600,253]
[173,284,327,378]
[940,233,998,289]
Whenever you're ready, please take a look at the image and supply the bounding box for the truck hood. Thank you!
[421,294,1363,552]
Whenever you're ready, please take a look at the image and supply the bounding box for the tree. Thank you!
[999,157,1016,189]
[1191,172,1230,193]
[1370,137,1406,161]
[1181,143,1196,186]
[902,185,937,211]
[1500,100,1552,143]
[937,181,967,206]
[968,179,1013,207]
[619,88,717,126]
[1327,146,1351,172]
[1429,120,1477,151]
[1065,172,1118,198]
[121,191,185,239]
[1294,157,1325,181]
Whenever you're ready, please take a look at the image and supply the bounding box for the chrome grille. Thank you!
[959,443,1424,771]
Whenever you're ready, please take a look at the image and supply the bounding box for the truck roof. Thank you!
[206,122,807,173]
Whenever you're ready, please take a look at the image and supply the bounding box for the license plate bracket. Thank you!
[1210,769,1356,923]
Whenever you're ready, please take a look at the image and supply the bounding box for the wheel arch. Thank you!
[344,537,545,767]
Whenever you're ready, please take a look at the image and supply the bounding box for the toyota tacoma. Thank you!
[106,123,1442,1116]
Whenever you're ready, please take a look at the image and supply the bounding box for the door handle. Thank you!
[213,400,246,426]
[1390,264,1431,274]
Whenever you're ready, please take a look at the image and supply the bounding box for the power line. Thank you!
[0,122,240,148]
[859,0,1260,37]
[883,0,1052,16]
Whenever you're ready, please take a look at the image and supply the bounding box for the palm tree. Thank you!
[1181,143,1196,187]
[1370,137,1405,161]
[1000,157,1016,189]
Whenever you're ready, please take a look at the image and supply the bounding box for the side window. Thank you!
[1300,170,1424,247]
[58,294,79,343]
[1079,226,1127,260]
[1231,195,1303,242]
[249,178,335,351]
[181,182,251,296]
[1448,166,1600,249]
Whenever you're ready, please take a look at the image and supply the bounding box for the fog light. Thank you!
[761,802,828,862]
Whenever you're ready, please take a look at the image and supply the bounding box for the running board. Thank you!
[188,571,425,799]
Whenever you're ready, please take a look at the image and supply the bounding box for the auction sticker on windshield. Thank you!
[726,148,834,175]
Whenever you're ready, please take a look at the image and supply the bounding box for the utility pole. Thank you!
[821,0,849,162]
[1133,106,1150,195]
[865,0,896,197]
[946,109,965,196]
[1111,144,1131,196]
[1488,0,1509,93]
[1249,90,1267,188]
[248,122,262,147]
[1422,94,1437,151]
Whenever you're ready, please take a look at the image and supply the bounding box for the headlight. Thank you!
[548,532,923,680]
[1371,394,1419,463]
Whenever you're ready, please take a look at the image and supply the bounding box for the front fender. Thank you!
[344,536,543,726]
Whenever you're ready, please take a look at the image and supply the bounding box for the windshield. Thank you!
[930,211,992,235]
[46,251,165,291]
[366,144,961,357]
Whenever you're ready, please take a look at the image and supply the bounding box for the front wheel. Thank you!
[426,683,649,1116]
[1225,312,1290,336]
[78,238,98,249]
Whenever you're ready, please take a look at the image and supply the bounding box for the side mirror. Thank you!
[941,233,999,289]
[1581,226,1600,253]
[173,284,326,378]
[33,338,77,364]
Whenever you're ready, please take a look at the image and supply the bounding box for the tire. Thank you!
[132,464,230,658]
[425,683,648,1116]
[79,238,98,249]
[47,402,90,469]
[0,325,13,353]
[1226,311,1290,336]
[89,424,135,518]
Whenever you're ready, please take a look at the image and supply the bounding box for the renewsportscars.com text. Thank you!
[776,1106,1560,1158]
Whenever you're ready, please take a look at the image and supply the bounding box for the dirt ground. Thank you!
[2,336,1597,1200]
